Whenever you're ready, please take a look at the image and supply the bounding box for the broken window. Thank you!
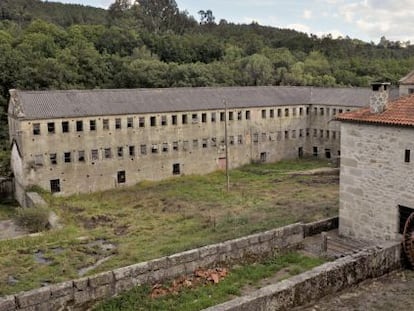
[139,117,145,128]
[237,111,242,120]
[270,109,274,118]
[103,119,109,130]
[192,113,198,123]
[117,171,126,184]
[338,109,343,113]
[306,107,310,115]
[76,120,83,132]
[34,154,44,166]
[78,150,85,162]
[62,121,69,133]
[238,135,243,144]
[228,111,234,121]
[117,147,123,157]
[162,143,168,152]
[211,112,216,122]
[285,108,289,117]
[261,109,266,119]
[140,144,147,155]
[229,136,234,145]
[47,122,55,134]
[284,131,289,139]
[129,146,135,156]
[50,179,60,193]
[298,147,304,158]
[89,120,96,131]
[173,141,179,151]
[150,116,156,127]
[299,129,303,138]
[245,110,251,120]
[127,117,133,128]
[115,118,122,129]
[313,146,318,157]
[64,152,71,163]
[172,115,177,125]
[260,152,267,162]
[182,114,188,124]
[211,137,217,147]
[33,123,41,135]
[306,128,310,137]
[277,109,282,117]
[253,133,259,143]
[91,149,99,161]
[50,153,57,165]
[405,149,411,163]
[172,163,180,175]
[202,138,208,148]
[202,113,207,123]
[161,115,167,126]
[151,144,158,154]
[325,149,331,159]
[220,112,225,122]
[104,148,112,159]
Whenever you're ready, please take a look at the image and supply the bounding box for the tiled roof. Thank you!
[399,70,414,85]
[10,86,374,120]
[336,93,414,127]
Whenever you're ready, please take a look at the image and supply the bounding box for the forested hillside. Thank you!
[1,0,414,174]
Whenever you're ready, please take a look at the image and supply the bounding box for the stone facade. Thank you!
[339,122,414,241]
[8,87,367,203]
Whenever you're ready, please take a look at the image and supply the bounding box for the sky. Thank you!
[53,0,414,43]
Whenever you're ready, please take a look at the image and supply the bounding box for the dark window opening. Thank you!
[182,114,188,124]
[211,112,216,122]
[270,109,274,118]
[151,145,158,153]
[117,147,123,157]
[228,111,234,121]
[104,148,112,159]
[245,110,251,120]
[33,123,40,135]
[76,121,83,132]
[162,143,168,152]
[229,136,234,145]
[78,150,85,162]
[237,111,242,120]
[173,142,179,151]
[192,113,198,123]
[285,108,289,117]
[127,117,133,128]
[139,117,145,128]
[325,149,331,159]
[202,113,207,123]
[313,146,318,157]
[172,115,177,125]
[299,107,303,116]
[161,116,167,126]
[399,205,414,234]
[261,109,266,119]
[47,122,55,134]
[405,149,411,163]
[115,118,122,129]
[173,163,180,175]
[64,152,71,163]
[50,179,60,193]
[277,109,282,117]
[298,147,304,158]
[90,120,96,131]
[284,131,289,139]
[260,152,267,162]
[103,119,109,130]
[202,139,208,148]
[129,146,135,156]
[150,116,156,127]
[50,153,57,165]
[253,133,259,143]
[117,171,126,184]
[220,112,225,122]
[62,121,69,133]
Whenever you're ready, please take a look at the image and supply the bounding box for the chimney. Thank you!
[370,82,390,113]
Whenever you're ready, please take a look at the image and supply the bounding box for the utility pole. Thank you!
[224,100,230,192]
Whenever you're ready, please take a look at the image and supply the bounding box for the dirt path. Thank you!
[296,269,414,311]
[0,220,27,240]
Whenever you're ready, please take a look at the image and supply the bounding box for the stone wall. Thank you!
[0,222,308,311]
[339,122,414,241]
[203,241,401,311]
[0,178,13,199]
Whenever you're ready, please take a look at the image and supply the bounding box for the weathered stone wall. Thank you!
[24,192,47,209]
[0,222,306,311]
[203,241,401,311]
[0,178,13,199]
[339,122,414,241]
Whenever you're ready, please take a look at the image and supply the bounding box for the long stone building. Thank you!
[7,86,379,205]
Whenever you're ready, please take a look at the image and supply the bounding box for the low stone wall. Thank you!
[0,177,13,200]
[203,241,402,311]
[303,216,339,237]
[0,222,307,310]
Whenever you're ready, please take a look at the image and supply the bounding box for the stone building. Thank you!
[337,83,414,241]
[8,86,371,205]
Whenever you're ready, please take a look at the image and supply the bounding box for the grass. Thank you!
[94,252,325,311]
[0,158,339,295]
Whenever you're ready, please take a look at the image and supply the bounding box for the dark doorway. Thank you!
[313,146,318,157]
[260,152,267,162]
[298,147,303,158]
[117,171,126,184]
[50,179,60,193]
[173,163,180,175]
[399,205,414,234]
[325,149,331,159]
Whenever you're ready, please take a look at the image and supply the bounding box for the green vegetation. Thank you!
[95,252,325,311]
[15,207,50,233]
[0,159,338,295]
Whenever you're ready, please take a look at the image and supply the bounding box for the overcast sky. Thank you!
[54,0,414,43]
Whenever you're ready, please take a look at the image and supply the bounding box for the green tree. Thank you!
[240,54,273,86]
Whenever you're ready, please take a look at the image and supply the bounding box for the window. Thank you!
[173,141,179,151]
[162,143,168,152]
[338,109,343,113]
[220,112,225,122]
[325,149,331,159]
[332,131,336,140]
[237,111,242,120]
[299,129,303,138]
[33,123,40,135]
[292,108,297,116]
[78,150,85,162]
[306,107,310,115]
[201,139,207,148]
[277,131,282,141]
[211,112,216,122]
[161,115,167,126]
[34,154,44,166]
[320,130,324,138]
[270,109,274,118]
[211,137,217,147]
[104,148,112,159]
[50,179,60,193]
[284,131,289,139]
[140,144,147,155]
[333,108,337,115]
[326,108,330,115]
[115,118,122,129]
[237,135,243,144]
[306,128,310,137]
[117,171,126,184]
[47,122,55,134]
[260,152,267,162]
[117,146,123,157]
[405,149,411,163]
[193,139,198,148]
[103,119,109,130]
[326,130,330,139]
[229,136,234,145]
[91,149,99,161]
[202,113,207,123]
[228,111,234,121]
[277,109,282,117]
[292,130,296,139]
[285,108,289,117]
[151,144,158,153]
[298,147,304,158]
[50,153,57,165]
[139,117,145,128]
[192,113,198,123]
[320,108,324,115]
[127,117,133,128]
[64,152,71,163]
[76,121,83,132]
[299,107,303,116]
[313,129,317,137]
[89,120,96,131]
[261,133,267,142]
[253,133,259,143]
[261,109,266,119]
[182,114,188,124]
[150,116,156,127]
[172,115,177,125]
[173,163,180,175]
[313,146,318,157]
[62,121,69,133]
[129,146,135,156]
[245,110,251,120]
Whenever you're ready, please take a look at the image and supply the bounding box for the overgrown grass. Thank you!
[0,159,338,295]
[95,252,325,311]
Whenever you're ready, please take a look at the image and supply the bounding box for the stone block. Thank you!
[168,249,199,265]
[247,233,260,245]
[0,295,16,311]
[148,269,167,284]
[164,264,186,280]
[74,288,93,305]
[199,245,218,258]
[234,237,249,249]
[149,257,168,271]
[16,287,51,308]
[129,262,150,278]
[185,260,200,274]
[258,230,274,242]
[133,272,150,286]
[73,277,89,291]
[94,284,113,300]
[113,265,133,281]
[115,278,135,294]
[89,271,114,288]
[217,242,232,254]
[50,281,73,299]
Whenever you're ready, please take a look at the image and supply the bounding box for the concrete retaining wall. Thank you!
[203,241,401,311]
[0,222,308,311]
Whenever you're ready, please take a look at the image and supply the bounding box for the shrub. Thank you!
[15,207,50,233]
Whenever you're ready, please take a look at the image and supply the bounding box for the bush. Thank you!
[15,207,50,233]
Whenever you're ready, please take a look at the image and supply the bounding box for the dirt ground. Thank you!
[297,269,414,311]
